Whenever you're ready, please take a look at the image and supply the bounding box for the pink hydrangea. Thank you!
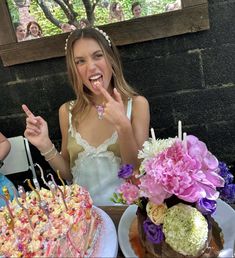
[117,182,139,204]
[139,136,224,204]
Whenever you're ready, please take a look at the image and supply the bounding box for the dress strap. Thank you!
[68,100,74,135]
[126,98,132,120]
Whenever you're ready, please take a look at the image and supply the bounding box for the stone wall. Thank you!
[0,0,234,172]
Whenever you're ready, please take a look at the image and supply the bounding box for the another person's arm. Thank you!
[0,132,11,161]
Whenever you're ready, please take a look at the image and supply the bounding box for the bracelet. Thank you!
[45,149,58,162]
[41,144,55,156]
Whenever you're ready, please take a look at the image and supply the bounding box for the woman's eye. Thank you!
[95,53,103,59]
[75,59,84,65]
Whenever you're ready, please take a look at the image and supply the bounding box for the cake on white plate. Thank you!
[113,132,226,257]
[0,183,102,257]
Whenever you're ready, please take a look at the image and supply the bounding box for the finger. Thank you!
[96,83,113,102]
[26,122,41,133]
[22,104,35,118]
[113,88,123,103]
[25,129,40,137]
[26,115,39,125]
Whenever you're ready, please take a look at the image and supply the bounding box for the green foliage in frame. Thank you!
[7,0,176,37]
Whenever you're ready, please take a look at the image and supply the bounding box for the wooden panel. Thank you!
[0,33,68,66]
[182,0,207,8]
[0,1,16,45]
[101,3,209,46]
[0,0,209,66]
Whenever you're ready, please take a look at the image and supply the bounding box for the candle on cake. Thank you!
[178,120,182,141]
[150,128,156,141]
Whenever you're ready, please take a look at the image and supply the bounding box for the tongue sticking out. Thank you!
[91,78,103,91]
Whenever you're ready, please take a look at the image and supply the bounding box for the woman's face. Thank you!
[29,23,39,37]
[16,25,26,41]
[80,21,86,29]
[116,3,122,12]
[73,38,113,96]
[133,5,142,18]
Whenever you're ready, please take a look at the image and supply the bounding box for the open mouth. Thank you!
[89,74,103,90]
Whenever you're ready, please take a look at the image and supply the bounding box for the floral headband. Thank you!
[64,27,111,53]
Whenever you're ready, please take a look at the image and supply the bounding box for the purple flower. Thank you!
[196,198,217,215]
[143,217,164,244]
[219,184,235,204]
[217,161,235,204]
[218,162,234,185]
[118,164,134,179]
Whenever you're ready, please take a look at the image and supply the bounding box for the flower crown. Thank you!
[64,27,111,53]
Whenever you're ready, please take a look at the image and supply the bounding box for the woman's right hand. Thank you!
[22,104,52,152]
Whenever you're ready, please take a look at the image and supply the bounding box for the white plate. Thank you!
[92,206,118,258]
[118,199,235,258]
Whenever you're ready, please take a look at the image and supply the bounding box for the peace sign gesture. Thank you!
[97,84,128,127]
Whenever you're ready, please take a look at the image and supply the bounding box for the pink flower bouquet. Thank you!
[112,134,226,256]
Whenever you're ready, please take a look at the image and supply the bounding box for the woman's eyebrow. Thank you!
[74,50,102,59]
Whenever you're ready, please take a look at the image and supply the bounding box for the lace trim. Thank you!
[73,131,118,153]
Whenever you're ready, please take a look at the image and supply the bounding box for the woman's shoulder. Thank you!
[132,95,149,106]
[59,100,75,111]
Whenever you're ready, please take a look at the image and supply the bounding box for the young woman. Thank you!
[109,2,125,23]
[23,27,150,205]
[25,21,43,40]
[14,22,26,42]
[131,2,142,18]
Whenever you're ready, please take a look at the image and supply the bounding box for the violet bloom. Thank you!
[196,198,217,215]
[218,162,234,185]
[143,217,164,244]
[118,164,134,179]
[219,184,235,204]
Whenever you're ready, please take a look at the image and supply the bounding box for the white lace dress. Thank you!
[67,99,132,206]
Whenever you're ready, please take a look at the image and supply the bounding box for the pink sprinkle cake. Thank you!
[0,184,101,257]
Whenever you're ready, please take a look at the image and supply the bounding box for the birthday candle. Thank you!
[150,128,156,141]
[57,186,68,211]
[47,173,58,188]
[4,213,14,232]
[2,186,10,201]
[33,178,40,191]
[12,186,34,229]
[56,170,66,196]
[0,194,14,219]
[47,173,67,210]
[40,200,50,220]
[25,179,41,202]
[38,163,50,188]
[178,120,182,141]
[18,185,26,200]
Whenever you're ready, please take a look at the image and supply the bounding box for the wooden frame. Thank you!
[0,0,209,66]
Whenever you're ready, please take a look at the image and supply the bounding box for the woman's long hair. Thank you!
[109,2,125,22]
[65,27,138,127]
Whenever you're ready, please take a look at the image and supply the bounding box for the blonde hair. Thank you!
[109,2,125,22]
[65,27,138,127]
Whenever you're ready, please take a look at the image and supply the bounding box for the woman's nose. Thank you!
[87,59,96,71]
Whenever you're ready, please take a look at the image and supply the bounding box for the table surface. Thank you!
[99,206,128,258]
